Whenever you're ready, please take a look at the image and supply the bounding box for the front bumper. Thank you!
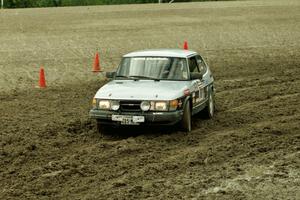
[89,109,183,125]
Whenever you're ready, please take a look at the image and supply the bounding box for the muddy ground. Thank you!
[0,0,300,199]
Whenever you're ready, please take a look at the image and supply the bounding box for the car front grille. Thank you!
[120,100,142,112]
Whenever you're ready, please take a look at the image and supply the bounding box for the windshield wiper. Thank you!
[115,75,135,79]
[129,75,160,81]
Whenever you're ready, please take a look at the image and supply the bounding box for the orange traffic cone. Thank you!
[183,41,188,50]
[92,52,101,72]
[39,67,46,88]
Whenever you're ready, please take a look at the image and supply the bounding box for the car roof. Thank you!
[123,49,198,58]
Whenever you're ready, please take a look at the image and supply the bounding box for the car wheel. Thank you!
[96,120,107,135]
[204,90,214,119]
[181,100,192,132]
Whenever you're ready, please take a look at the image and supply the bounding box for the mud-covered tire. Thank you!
[203,90,215,119]
[96,120,108,135]
[180,100,192,132]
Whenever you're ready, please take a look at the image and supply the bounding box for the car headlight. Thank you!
[169,99,179,111]
[99,100,111,110]
[92,98,97,108]
[155,101,168,111]
[111,100,120,111]
[140,101,150,111]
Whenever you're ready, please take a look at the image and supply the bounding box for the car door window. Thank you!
[168,58,188,80]
[188,56,199,73]
[196,55,207,75]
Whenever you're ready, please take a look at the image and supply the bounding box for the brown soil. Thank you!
[0,1,299,199]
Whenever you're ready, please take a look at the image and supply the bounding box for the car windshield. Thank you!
[116,57,189,80]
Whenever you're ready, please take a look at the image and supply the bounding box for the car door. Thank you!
[188,55,207,109]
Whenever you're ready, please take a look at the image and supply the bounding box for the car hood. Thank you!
[94,80,190,100]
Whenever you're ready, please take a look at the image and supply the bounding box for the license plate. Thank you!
[112,115,145,125]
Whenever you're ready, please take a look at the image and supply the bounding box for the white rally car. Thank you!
[90,49,215,132]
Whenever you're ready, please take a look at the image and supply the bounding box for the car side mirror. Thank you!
[190,72,203,80]
[105,71,116,79]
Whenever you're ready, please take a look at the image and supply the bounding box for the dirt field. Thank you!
[0,0,300,199]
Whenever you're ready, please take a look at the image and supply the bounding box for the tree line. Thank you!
[2,0,216,8]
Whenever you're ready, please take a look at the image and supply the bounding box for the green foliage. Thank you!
[4,0,35,8]
[3,0,216,8]
[37,0,59,7]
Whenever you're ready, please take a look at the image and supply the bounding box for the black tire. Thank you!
[96,120,107,135]
[203,89,215,119]
[180,100,192,132]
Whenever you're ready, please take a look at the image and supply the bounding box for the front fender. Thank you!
[182,96,191,110]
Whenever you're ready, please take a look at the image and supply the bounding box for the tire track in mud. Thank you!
[1,74,300,199]
[48,75,300,198]
[91,113,299,199]
[216,79,300,111]
[1,57,299,199]
[216,76,300,93]
[228,93,300,112]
